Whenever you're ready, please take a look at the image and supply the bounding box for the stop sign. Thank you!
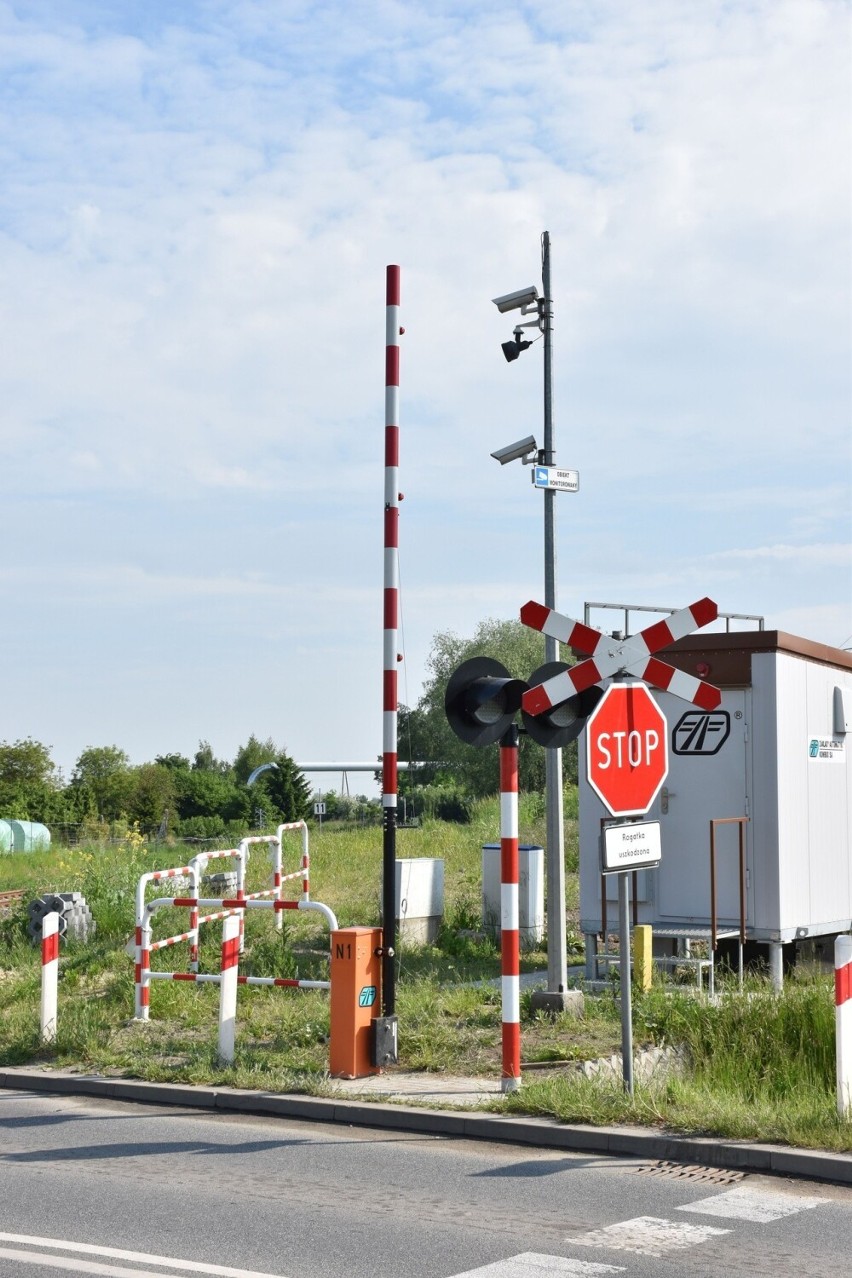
[586,682,669,817]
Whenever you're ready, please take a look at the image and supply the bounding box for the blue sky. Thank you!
[1,0,850,791]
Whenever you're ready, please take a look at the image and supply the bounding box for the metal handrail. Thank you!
[584,601,764,636]
[709,816,749,993]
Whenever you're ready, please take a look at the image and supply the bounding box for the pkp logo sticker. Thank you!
[672,710,731,755]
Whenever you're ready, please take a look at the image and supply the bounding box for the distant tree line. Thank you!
[1,619,576,836]
[0,735,312,840]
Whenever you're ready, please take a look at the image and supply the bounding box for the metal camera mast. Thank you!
[491,231,575,1011]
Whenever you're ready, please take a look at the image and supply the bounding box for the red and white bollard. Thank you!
[40,911,60,1043]
[836,933,852,1118]
[500,728,521,1093]
[218,913,240,1064]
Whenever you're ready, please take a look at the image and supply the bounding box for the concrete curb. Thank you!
[1,1066,850,1187]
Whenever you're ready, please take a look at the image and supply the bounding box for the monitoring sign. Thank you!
[601,820,662,874]
[532,465,579,492]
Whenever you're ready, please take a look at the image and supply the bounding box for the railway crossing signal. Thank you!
[445,658,603,749]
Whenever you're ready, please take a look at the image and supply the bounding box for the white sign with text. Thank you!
[602,820,662,874]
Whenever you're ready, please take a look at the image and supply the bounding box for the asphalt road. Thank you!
[1,1089,850,1278]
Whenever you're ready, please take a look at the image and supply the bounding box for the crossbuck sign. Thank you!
[520,596,723,716]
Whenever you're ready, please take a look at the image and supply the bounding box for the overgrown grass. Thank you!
[503,973,848,1151]
[0,814,849,1152]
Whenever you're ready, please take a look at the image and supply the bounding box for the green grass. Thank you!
[0,808,849,1152]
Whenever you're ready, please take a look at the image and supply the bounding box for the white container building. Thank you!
[579,629,852,986]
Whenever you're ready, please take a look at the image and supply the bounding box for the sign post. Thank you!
[588,682,669,1096]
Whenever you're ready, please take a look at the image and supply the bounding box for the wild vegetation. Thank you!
[0,801,847,1153]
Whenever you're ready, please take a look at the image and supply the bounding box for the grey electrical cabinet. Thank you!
[578,630,852,965]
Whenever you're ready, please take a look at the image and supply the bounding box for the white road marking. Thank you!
[0,1232,287,1277]
[450,1255,624,1276]
[0,1247,202,1277]
[571,1215,729,1257]
[678,1185,831,1223]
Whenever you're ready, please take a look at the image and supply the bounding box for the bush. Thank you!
[414,784,474,824]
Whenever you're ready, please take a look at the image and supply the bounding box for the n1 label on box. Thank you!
[602,820,662,874]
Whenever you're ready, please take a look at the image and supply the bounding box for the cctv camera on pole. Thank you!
[491,286,540,315]
[490,435,538,466]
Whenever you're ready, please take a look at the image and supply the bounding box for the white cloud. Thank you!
[0,0,848,781]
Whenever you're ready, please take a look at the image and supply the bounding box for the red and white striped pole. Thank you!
[218,913,240,1064]
[382,264,402,1020]
[40,911,60,1043]
[500,727,521,1092]
[836,933,852,1117]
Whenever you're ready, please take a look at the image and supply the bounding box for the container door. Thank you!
[649,689,750,926]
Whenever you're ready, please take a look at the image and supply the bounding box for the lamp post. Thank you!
[492,231,571,1013]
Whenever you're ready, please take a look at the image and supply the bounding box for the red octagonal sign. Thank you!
[586,682,669,817]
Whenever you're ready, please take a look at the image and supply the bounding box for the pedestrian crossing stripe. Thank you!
[571,1216,729,1257]
[450,1255,623,1276]
[678,1185,830,1223]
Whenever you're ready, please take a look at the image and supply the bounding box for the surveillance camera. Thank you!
[491,286,540,314]
[490,435,538,465]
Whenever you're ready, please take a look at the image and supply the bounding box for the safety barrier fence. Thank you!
[134,823,311,992]
[135,895,338,1022]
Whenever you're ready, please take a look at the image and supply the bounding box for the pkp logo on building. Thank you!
[673,710,730,755]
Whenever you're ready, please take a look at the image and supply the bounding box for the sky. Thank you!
[1,0,850,794]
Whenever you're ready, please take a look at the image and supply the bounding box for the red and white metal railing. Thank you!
[134,823,312,1014]
[135,895,338,1022]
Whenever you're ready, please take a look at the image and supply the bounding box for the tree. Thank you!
[173,769,248,826]
[71,746,132,820]
[0,738,60,819]
[192,741,230,774]
[233,735,312,825]
[126,764,178,835]
[233,735,277,785]
[155,753,191,773]
[399,617,578,800]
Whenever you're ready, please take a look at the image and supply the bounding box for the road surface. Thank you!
[0,1089,849,1277]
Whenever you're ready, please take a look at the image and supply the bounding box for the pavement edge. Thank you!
[1,1067,849,1187]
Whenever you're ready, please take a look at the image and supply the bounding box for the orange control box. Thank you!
[329,927,382,1078]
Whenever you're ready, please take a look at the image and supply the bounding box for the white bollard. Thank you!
[836,934,852,1118]
[218,912,240,1064]
[40,911,60,1043]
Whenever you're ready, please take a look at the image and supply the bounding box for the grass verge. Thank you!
[0,812,848,1152]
